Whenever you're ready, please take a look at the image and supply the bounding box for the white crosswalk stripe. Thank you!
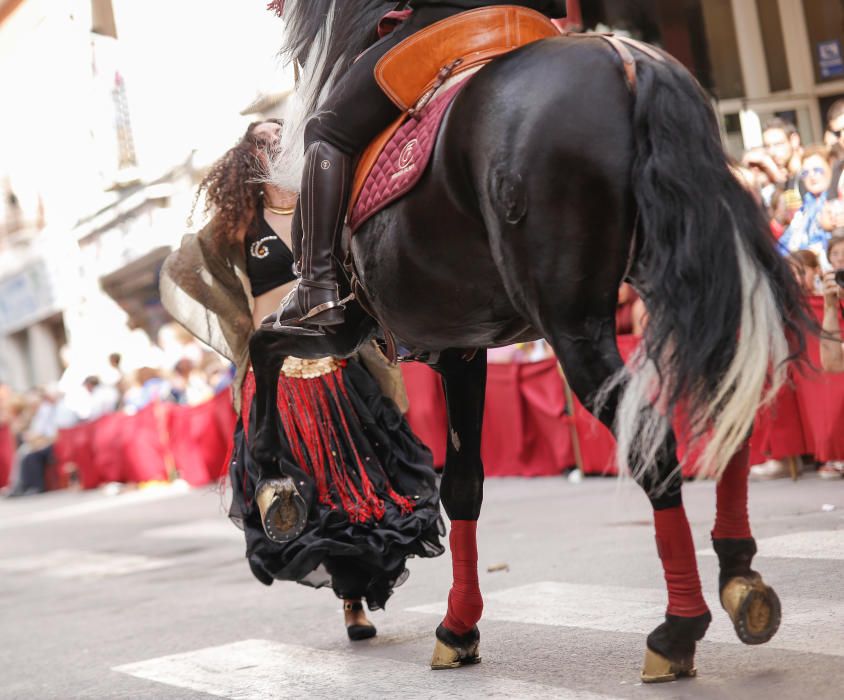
[0,486,190,531]
[0,549,172,580]
[142,519,241,541]
[408,581,844,658]
[113,639,623,700]
[698,530,844,561]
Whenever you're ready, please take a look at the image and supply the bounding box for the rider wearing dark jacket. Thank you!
[267,0,567,334]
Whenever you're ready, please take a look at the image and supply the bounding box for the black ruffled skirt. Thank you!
[229,358,444,610]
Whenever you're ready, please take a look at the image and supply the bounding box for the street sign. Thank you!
[819,39,844,79]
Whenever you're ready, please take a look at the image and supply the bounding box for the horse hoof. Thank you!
[721,575,781,645]
[641,648,697,684]
[430,624,481,670]
[255,477,307,544]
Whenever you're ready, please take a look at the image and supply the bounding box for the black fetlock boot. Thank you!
[263,141,351,335]
[712,537,758,592]
[712,537,781,645]
[642,612,711,683]
[431,623,481,670]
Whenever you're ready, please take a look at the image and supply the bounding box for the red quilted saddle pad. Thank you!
[349,82,465,232]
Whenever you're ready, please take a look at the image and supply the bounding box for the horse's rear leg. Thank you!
[548,318,710,683]
[429,349,486,670]
[712,442,781,645]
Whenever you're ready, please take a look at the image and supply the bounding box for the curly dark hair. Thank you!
[191,119,283,239]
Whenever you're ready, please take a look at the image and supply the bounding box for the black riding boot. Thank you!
[263,141,351,335]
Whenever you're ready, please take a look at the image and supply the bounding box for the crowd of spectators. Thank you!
[737,102,844,480]
[0,323,234,497]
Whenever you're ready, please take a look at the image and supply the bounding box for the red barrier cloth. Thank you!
[748,370,808,465]
[443,520,483,635]
[54,421,98,488]
[402,359,575,475]
[92,413,133,484]
[654,506,709,618]
[482,360,573,476]
[168,391,236,486]
[0,424,14,489]
[53,391,237,490]
[45,299,844,490]
[401,363,447,468]
[792,297,844,462]
[712,442,753,540]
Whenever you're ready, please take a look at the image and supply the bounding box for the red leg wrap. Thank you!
[442,520,483,635]
[712,442,752,540]
[654,506,709,618]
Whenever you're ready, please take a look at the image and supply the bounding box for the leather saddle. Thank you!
[348,5,559,224]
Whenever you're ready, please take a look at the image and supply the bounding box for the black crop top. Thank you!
[244,216,296,296]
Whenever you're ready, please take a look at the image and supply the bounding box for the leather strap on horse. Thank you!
[561,32,668,93]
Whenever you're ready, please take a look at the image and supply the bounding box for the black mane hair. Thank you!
[278,0,391,115]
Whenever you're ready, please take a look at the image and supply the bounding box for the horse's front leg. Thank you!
[248,330,307,544]
[429,349,487,670]
[712,441,781,645]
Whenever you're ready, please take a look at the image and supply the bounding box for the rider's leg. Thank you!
[267,8,456,333]
[269,140,353,332]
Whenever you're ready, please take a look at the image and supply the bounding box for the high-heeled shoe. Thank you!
[343,600,377,641]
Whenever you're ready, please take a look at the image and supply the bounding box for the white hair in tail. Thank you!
[604,215,789,488]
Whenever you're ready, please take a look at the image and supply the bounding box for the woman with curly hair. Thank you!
[160,120,443,640]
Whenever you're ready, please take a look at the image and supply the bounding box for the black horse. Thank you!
[249,0,810,682]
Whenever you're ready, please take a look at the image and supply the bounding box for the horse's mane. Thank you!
[267,1,389,190]
[279,0,390,116]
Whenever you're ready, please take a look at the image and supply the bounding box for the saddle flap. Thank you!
[375,5,559,112]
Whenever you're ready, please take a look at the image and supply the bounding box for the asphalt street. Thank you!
[1,474,842,699]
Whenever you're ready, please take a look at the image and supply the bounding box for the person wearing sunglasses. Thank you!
[779,146,834,267]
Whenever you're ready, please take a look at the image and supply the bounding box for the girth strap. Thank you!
[344,250,399,364]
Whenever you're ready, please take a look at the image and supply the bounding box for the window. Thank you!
[803,0,844,84]
[755,0,790,92]
[579,0,745,99]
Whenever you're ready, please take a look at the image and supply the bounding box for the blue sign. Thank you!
[819,39,844,79]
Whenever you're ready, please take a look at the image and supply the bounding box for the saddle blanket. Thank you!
[348,82,465,232]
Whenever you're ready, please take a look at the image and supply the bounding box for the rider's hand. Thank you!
[823,270,842,308]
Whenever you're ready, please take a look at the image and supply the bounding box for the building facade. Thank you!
[0,0,290,392]
[571,0,844,153]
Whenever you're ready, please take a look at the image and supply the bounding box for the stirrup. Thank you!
[265,289,356,335]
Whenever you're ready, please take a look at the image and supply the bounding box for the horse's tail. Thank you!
[613,53,811,481]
